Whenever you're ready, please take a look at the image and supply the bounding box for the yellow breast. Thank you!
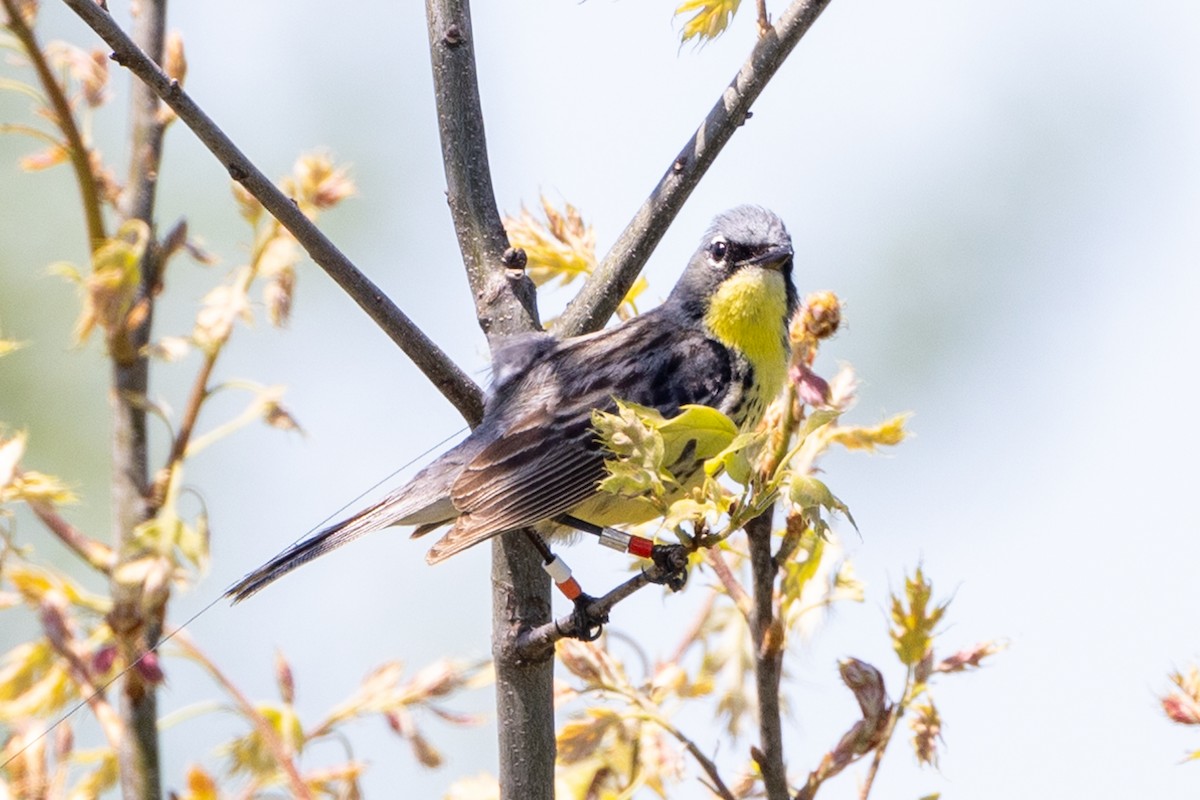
[702,268,789,403]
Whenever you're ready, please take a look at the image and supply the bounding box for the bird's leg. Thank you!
[522,529,608,640]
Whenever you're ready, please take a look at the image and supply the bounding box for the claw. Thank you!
[647,544,689,592]
[564,593,607,641]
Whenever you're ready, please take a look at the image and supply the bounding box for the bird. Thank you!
[228,205,797,603]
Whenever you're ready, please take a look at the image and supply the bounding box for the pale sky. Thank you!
[2,0,1199,797]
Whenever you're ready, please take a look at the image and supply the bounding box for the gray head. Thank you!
[667,205,797,320]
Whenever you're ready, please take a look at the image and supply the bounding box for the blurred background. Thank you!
[2,0,1198,796]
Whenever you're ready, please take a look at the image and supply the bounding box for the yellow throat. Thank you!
[702,267,790,405]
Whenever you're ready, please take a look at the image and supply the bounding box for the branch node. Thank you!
[226,162,246,181]
[501,246,527,271]
[672,156,688,173]
[442,23,464,47]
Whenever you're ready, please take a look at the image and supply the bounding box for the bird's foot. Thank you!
[565,593,608,641]
[647,544,689,592]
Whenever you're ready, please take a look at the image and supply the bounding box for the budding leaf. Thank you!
[890,567,948,667]
[675,0,742,44]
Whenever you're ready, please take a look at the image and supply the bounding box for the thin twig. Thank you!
[38,600,124,750]
[664,589,717,666]
[24,497,115,573]
[554,0,834,338]
[173,633,314,800]
[59,0,485,424]
[704,547,754,621]
[1,0,106,251]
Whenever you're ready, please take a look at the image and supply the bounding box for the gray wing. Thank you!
[425,315,734,562]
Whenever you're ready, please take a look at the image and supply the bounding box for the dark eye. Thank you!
[710,238,728,262]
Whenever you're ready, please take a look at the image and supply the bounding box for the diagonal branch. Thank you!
[554,0,834,337]
[58,0,485,424]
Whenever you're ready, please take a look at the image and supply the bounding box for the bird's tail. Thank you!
[226,439,479,603]
[224,492,429,603]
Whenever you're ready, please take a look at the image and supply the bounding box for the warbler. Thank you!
[228,205,796,602]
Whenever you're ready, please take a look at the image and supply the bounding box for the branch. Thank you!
[746,511,789,800]
[59,0,486,424]
[554,0,833,337]
[514,552,684,660]
[2,0,107,251]
[107,1,170,797]
[424,3,550,799]
[425,0,539,340]
[24,497,115,573]
[173,633,314,800]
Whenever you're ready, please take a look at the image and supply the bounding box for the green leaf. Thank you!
[787,474,856,533]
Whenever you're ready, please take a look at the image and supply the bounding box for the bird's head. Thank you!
[668,205,797,324]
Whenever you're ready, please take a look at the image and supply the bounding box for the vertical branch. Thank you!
[108,1,169,797]
[424,2,553,798]
[746,511,788,800]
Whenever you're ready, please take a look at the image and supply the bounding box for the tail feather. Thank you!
[226,505,387,603]
[227,437,483,603]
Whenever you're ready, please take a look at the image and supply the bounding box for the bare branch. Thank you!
[59,0,486,424]
[424,2,549,799]
[554,0,834,337]
[426,0,540,341]
[746,511,789,800]
[108,2,170,796]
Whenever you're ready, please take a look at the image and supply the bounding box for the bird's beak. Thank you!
[743,244,794,272]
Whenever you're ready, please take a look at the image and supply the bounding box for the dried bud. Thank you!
[935,640,1004,674]
[910,700,942,767]
[557,639,604,685]
[1163,666,1200,725]
[801,290,841,341]
[163,31,187,84]
[264,263,295,327]
[136,651,165,685]
[275,649,295,705]
[1163,694,1200,726]
[838,658,888,727]
[790,363,830,406]
[92,644,118,675]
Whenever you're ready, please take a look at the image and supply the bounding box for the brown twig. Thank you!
[173,633,314,799]
[38,598,124,750]
[704,547,755,621]
[108,0,169,794]
[59,0,486,424]
[23,497,115,573]
[553,0,834,337]
[1,0,107,252]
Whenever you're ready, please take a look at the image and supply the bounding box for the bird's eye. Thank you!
[710,238,729,262]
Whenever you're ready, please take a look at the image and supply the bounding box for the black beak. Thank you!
[743,244,794,272]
